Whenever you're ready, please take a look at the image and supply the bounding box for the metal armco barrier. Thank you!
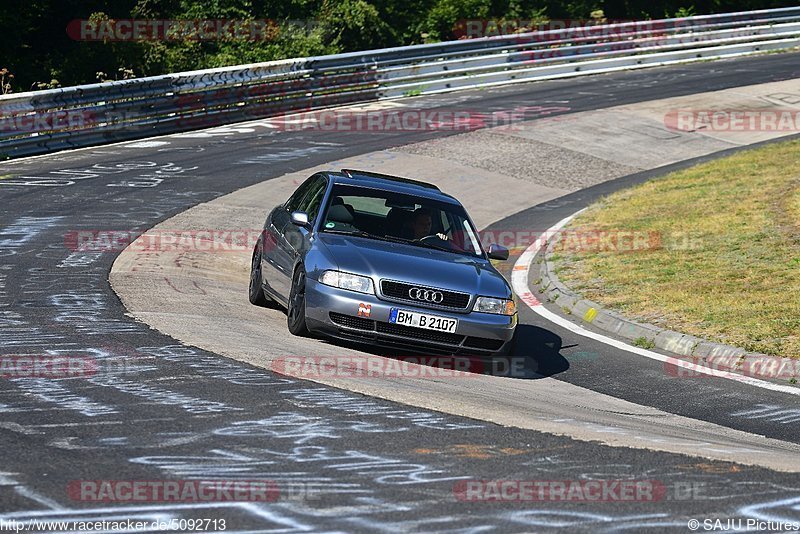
[2,7,800,159]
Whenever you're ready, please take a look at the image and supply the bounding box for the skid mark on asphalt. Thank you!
[732,404,800,424]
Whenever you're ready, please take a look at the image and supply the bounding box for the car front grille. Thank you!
[329,312,375,331]
[375,322,465,345]
[463,336,505,351]
[380,280,471,310]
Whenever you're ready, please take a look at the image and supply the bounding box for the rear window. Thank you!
[337,195,392,217]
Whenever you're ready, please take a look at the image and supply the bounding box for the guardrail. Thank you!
[2,7,800,159]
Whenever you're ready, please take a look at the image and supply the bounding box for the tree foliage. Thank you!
[0,0,795,92]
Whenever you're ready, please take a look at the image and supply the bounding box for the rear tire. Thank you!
[287,267,310,336]
[249,241,271,306]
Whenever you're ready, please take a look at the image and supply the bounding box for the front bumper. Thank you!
[304,280,516,356]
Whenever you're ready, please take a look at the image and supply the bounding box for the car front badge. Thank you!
[357,303,371,317]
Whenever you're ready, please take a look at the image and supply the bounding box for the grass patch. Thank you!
[552,139,800,358]
[633,337,656,349]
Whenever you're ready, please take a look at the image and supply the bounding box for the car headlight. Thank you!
[318,270,374,294]
[473,296,516,315]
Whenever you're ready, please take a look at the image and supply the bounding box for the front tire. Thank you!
[287,267,310,336]
[249,242,271,306]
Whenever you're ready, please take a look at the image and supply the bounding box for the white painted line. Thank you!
[14,486,64,510]
[511,210,800,396]
[124,141,170,148]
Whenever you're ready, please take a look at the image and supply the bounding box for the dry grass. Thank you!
[552,140,800,358]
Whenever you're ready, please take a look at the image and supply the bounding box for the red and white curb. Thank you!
[510,210,800,396]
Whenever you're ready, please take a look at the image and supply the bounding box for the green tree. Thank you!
[318,0,393,51]
[419,0,493,41]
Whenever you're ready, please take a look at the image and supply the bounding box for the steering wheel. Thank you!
[417,234,451,246]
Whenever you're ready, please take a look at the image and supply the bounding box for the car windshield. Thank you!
[319,184,484,257]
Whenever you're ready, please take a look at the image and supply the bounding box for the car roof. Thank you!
[325,169,460,204]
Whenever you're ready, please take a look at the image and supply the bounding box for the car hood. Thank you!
[317,234,511,299]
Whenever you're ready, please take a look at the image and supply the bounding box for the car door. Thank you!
[277,175,328,292]
[261,176,317,301]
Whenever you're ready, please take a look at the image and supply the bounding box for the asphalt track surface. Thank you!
[1,53,800,532]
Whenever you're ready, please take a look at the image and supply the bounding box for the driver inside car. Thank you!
[410,207,448,241]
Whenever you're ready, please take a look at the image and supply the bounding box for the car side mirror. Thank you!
[487,244,509,261]
[290,211,310,228]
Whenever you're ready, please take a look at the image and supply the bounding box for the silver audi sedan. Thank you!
[249,169,517,357]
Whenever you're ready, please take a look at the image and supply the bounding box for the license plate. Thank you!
[389,308,458,333]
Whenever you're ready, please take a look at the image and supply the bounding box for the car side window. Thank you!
[285,176,317,212]
[300,177,328,222]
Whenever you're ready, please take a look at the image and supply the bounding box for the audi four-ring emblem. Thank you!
[408,287,444,303]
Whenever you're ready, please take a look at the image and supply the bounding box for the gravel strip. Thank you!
[394,129,640,191]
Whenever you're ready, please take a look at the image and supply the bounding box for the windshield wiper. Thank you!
[412,239,455,254]
[324,229,407,244]
[410,237,483,257]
